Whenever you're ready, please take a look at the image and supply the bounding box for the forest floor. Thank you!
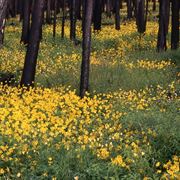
[0,9,180,180]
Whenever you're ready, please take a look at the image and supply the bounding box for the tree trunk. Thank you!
[20,0,32,44]
[61,0,65,38]
[171,0,179,50]
[127,0,133,19]
[152,0,156,11]
[0,0,8,48]
[136,0,146,34]
[106,0,112,17]
[21,0,45,87]
[46,0,51,24]
[53,0,57,38]
[19,0,23,21]
[93,0,102,31]
[8,0,16,17]
[157,0,170,52]
[70,0,76,40]
[80,0,93,98]
[115,0,120,30]
[76,0,81,20]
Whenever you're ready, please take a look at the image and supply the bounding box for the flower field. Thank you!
[0,17,180,179]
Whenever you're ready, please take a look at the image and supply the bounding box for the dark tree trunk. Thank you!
[46,0,51,24]
[21,0,32,44]
[76,0,81,20]
[127,0,133,19]
[70,0,76,40]
[157,0,170,52]
[136,0,146,34]
[15,0,18,16]
[0,0,8,48]
[93,0,102,31]
[115,0,120,30]
[80,0,93,98]
[53,0,57,38]
[8,0,16,17]
[21,0,45,87]
[120,0,123,9]
[106,0,112,17]
[171,0,179,50]
[152,0,156,11]
[61,0,65,38]
[19,0,23,21]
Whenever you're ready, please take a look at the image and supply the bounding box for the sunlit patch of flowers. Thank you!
[0,83,179,178]
[0,19,171,83]
[120,59,173,70]
[111,155,128,168]
[154,156,180,179]
[103,81,179,111]
[0,13,179,179]
[162,156,180,179]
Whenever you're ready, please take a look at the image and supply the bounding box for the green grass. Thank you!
[0,3,179,179]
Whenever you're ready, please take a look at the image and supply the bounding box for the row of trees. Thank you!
[0,0,179,97]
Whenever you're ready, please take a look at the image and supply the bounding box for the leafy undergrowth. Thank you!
[1,19,179,92]
[0,83,179,179]
[0,7,180,180]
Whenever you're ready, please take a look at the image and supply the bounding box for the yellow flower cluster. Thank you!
[111,155,127,168]
[162,156,180,179]
[0,84,162,175]
[0,20,167,80]
[120,59,173,70]
[104,81,179,111]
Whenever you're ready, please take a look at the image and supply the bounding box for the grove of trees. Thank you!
[0,0,179,97]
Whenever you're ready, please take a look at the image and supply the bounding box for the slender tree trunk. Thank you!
[19,0,23,21]
[152,0,156,11]
[21,0,45,87]
[171,0,179,50]
[127,0,133,19]
[115,0,120,30]
[15,0,18,16]
[93,0,102,31]
[70,0,76,40]
[53,0,57,38]
[80,0,93,98]
[20,0,32,44]
[0,0,8,48]
[106,0,111,17]
[157,0,170,52]
[61,0,65,38]
[46,0,51,24]
[76,0,81,20]
[8,0,16,17]
[136,0,146,33]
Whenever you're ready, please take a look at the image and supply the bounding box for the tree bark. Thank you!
[157,0,170,52]
[20,0,32,44]
[53,0,57,38]
[76,0,81,20]
[80,0,93,98]
[127,0,133,19]
[171,0,179,50]
[106,0,112,17]
[21,0,45,87]
[115,0,120,30]
[61,0,65,38]
[93,0,102,31]
[70,0,76,40]
[0,0,8,48]
[152,0,156,11]
[46,0,51,24]
[136,0,147,34]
